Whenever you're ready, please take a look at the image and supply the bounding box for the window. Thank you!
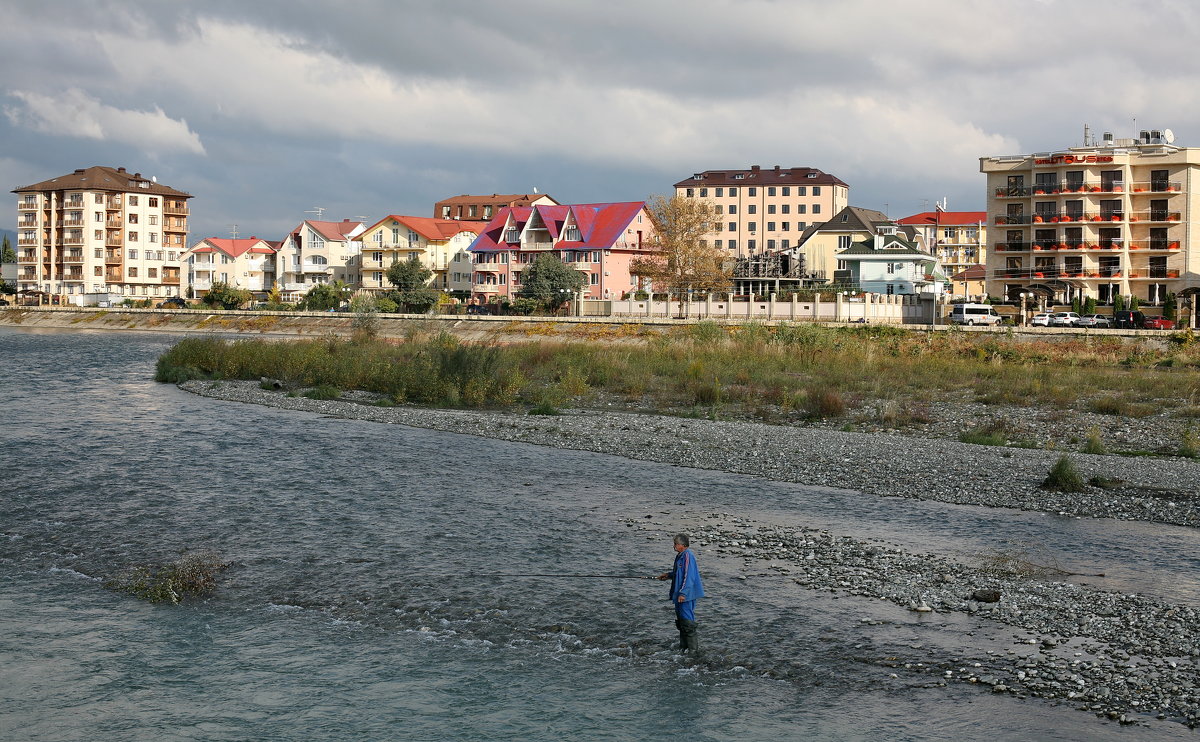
[94,230,103,240]
[748,187,757,196]
[715,188,723,197]
[886,284,894,295]
[767,204,776,214]
[748,205,757,214]
[129,196,138,206]
[781,239,790,249]
[128,249,138,259]
[728,205,738,215]
[128,267,138,277]
[468,206,477,217]
[767,187,776,196]
[715,205,724,215]
[699,188,707,197]
[767,239,776,249]
[943,227,955,239]
[95,194,103,204]
[813,187,821,196]
[95,266,103,276]
[781,205,790,214]
[128,231,139,242]
[781,222,790,231]
[149,233,158,243]
[441,206,451,218]
[686,188,695,197]
[728,187,737,196]
[148,267,157,278]
[590,273,599,285]
[812,205,821,214]
[128,213,139,224]
[886,262,897,273]
[796,187,806,196]
[797,205,807,214]
[148,197,158,207]
[766,222,775,231]
[748,221,757,232]
[728,222,737,232]
[747,239,756,251]
[838,235,852,250]
[714,239,723,248]
[782,187,790,196]
[95,211,103,222]
[728,239,737,250]
[797,222,806,230]
[484,206,492,218]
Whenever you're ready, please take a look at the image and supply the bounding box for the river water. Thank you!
[1,327,1197,741]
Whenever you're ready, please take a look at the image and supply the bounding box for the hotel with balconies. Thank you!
[12,166,191,302]
[674,165,849,258]
[275,219,366,301]
[981,130,1197,306]
[357,216,487,294]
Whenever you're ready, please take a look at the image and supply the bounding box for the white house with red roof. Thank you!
[895,208,987,299]
[467,202,654,302]
[275,219,366,300]
[357,215,488,294]
[181,237,279,298]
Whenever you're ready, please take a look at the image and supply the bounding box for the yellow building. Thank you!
[786,206,921,286]
[981,129,1197,306]
[13,165,190,303]
[358,215,488,294]
[674,165,849,258]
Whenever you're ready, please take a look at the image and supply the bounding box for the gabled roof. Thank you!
[436,193,557,207]
[675,165,847,188]
[470,202,647,252]
[838,233,932,257]
[362,215,488,242]
[896,211,987,227]
[796,206,918,245]
[301,219,363,242]
[192,237,276,258]
[951,265,986,281]
[13,165,191,197]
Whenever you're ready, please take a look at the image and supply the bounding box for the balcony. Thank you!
[473,283,500,292]
[164,221,188,232]
[1128,210,1182,223]
[299,263,333,274]
[1131,268,1182,279]
[17,200,38,210]
[105,198,123,210]
[105,251,123,264]
[106,218,123,229]
[62,236,84,246]
[1131,181,1182,194]
[63,272,84,281]
[993,214,1032,225]
[162,274,181,285]
[105,236,123,246]
[993,242,1030,252]
[105,271,123,282]
[163,202,189,215]
[60,252,85,264]
[472,263,502,272]
[521,241,554,251]
[17,253,40,263]
[61,218,84,227]
[18,238,38,246]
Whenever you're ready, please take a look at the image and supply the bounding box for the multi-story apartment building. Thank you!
[982,129,1198,305]
[467,202,654,303]
[786,206,920,286]
[358,216,487,294]
[12,166,190,303]
[182,237,278,299]
[435,193,558,221]
[275,219,365,301]
[673,165,849,258]
[896,210,987,299]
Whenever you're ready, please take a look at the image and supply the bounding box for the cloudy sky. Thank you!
[4,0,1198,240]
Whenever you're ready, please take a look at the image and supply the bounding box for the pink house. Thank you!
[467,202,655,302]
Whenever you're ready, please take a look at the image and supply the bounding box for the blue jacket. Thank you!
[668,548,705,603]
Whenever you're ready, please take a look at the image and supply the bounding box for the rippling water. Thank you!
[1,327,1196,741]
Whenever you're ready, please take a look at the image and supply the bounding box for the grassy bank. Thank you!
[156,323,1200,421]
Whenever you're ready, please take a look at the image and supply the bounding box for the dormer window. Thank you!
[505,228,519,243]
[564,226,580,241]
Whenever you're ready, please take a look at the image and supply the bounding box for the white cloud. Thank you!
[4,88,205,155]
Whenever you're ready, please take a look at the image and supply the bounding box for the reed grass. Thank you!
[156,324,1200,416]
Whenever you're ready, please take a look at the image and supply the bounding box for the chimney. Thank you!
[773,165,781,171]
[750,165,760,171]
[134,173,141,179]
[117,167,126,173]
[74,169,84,174]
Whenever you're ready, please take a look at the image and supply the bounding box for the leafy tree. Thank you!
[386,257,439,312]
[298,281,348,311]
[202,281,251,310]
[1,235,15,264]
[518,253,586,310]
[629,194,731,299]
[375,296,398,313]
[1129,294,1140,311]
[1164,292,1178,321]
[1083,296,1097,315]
[267,285,283,305]
[1114,294,1126,311]
[0,277,13,295]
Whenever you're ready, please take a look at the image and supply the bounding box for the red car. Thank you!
[1143,316,1176,330]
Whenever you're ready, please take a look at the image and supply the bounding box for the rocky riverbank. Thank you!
[178,379,1200,727]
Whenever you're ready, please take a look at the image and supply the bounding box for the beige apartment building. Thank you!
[13,166,191,303]
[896,210,987,299]
[434,193,558,221]
[182,237,278,299]
[275,219,366,301]
[674,165,849,258]
[982,129,1199,306]
[358,215,487,294]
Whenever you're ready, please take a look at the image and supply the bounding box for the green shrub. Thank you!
[1081,425,1106,454]
[303,384,342,400]
[805,388,845,419]
[104,551,228,604]
[959,425,1008,446]
[1041,455,1086,492]
[1180,427,1200,458]
[528,401,561,416]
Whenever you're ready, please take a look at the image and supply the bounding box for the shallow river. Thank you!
[1,328,1196,741]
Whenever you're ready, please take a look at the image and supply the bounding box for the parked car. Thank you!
[1049,311,1081,327]
[1074,314,1111,328]
[949,303,1005,326]
[466,305,492,315]
[1112,310,1146,329]
[1143,316,1177,330]
[1030,312,1052,327]
[156,297,187,309]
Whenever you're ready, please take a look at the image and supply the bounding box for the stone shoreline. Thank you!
[179,379,1200,727]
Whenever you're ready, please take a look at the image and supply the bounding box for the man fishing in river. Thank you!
[658,533,705,652]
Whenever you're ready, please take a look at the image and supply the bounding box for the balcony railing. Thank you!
[105,199,122,210]
[522,241,554,251]
[18,238,38,246]
[106,218,123,228]
[17,201,38,210]
[105,237,123,246]
[105,251,122,263]
[1128,210,1182,223]
[164,203,189,215]
[17,253,40,263]
[162,275,181,284]
[473,283,500,292]
[993,214,1032,225]
[299,263,333,273]
[1132,181,1182,194]
[60,219,84,227]
[62,236,84,245]
[60,253,85,263]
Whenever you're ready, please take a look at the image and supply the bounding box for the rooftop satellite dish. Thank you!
[1163,128,1176,144]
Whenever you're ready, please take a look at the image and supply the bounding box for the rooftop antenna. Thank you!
[1083,123,1091,147]
[305,206,326,220]
[229,224,239,240]
[533,187,539,194]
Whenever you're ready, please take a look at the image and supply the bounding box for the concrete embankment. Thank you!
[0,306,1177,346]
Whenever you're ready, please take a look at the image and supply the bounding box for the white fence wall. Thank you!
[599,293,934,324]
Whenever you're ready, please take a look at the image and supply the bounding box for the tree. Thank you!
[298,281,349,311]
[1,235,15,264]
[1164,292,1178,321]
[629,195,732,299]
[386,256,440,313]
[517,253,586,311]
[201,281,251,310]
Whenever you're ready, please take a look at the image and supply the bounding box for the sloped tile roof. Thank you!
[362,215,488,241]
[13,165,191,197]
[896,211,987,226]
[674,165,847,188]
[470,202,646,251]
[193,238,277,258]
[304,219,363,242]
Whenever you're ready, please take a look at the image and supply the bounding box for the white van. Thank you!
[950,303,1005,326]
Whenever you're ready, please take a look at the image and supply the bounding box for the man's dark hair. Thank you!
[673,533,689,547]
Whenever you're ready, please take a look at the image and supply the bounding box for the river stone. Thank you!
[972,589,1001,603]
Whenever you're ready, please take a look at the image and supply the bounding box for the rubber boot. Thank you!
[675,618,687,650]
[681,619,699,653]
